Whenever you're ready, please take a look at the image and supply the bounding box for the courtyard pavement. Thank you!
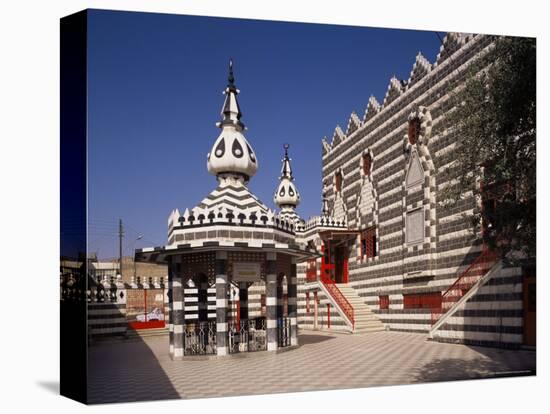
[88,330,536,404]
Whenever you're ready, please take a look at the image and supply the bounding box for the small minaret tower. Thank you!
[207,59,258,183]
[274,144,302,224]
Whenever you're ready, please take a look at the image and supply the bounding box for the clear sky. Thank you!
[87,9,443,259]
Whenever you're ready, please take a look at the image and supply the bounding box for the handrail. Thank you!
[322,279,355,330]
[431,247,498,325]
[442,248,497,298]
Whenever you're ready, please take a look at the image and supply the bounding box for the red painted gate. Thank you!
[126,288,166,330]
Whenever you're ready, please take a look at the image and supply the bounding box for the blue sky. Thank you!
[87,9,443,259]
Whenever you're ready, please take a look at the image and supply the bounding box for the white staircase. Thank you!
[335,284,386,333]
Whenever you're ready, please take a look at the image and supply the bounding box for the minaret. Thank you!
[207,59,258,183]
[274,144,302,224]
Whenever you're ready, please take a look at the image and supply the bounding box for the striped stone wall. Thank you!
[88,287,169,339]
[295,34,529,345]
[319,34,492,334]
[431,265,524,348]
[183,288,216,320]
[88,303,127,338]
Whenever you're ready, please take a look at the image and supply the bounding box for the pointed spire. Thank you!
[281,143,293,179]
[227,58,235,88]
[219,58,244,131]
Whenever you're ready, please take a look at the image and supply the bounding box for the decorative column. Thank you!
[198,274,208,323]
[215,251,229,356]
[266,252,278,351]
[276,275,284,319]
[239,282,248,324]
[288,258,298,346]
[313,291,319,330]
[171,255,184,360]
[168,257,174,359]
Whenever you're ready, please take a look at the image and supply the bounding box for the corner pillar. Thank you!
[171,255,184,360]
[266,252,278,351]
[288,258,298,346]
[215,251,228,356]
[239,282,248,324]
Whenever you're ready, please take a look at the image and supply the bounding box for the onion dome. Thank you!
[274,144,300,208]
[207,59,258,182]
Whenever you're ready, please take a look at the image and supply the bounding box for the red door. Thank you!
[333,245,348,284]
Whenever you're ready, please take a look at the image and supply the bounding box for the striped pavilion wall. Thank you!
[178,283,285,322]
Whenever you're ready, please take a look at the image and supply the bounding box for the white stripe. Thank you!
[266,319,278,329]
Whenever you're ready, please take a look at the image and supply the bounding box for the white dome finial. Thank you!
[207,60,258,182]
[274,144,300,209]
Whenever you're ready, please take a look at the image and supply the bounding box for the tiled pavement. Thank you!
[88,330,536,404]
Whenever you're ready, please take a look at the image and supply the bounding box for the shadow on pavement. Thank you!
[412,353,536,383]
[298,333,337,345]
[88,335,180,404]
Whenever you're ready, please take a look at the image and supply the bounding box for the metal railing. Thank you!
[277,317,291,347]
[431,248,498,325]
[183,321,217,355]
[228,318,267,353]
[322,280,355,330]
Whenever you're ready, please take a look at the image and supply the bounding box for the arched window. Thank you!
[335,171,343,192]
[362,152,372,176]
[408,117,421,145]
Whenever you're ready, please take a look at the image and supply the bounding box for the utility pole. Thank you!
[118,218,124,279]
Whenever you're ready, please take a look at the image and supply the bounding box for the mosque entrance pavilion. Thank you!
[135,60,319,358]
[136,243,317,358]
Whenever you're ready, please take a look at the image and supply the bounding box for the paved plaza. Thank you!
[88,330,536,404]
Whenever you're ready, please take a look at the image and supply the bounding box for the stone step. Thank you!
[355,317,384,323]
[354,316,379,322]
[327,284,385,334]
[353,327,386,333]
[355,321,385,327]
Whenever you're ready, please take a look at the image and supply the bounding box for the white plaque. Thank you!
[232,262,261,282]
[406,209,424,244]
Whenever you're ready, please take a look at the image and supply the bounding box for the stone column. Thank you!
[288,258,298,346]
[168,256,174,359]
[276,275,284,320]
[215,251,228,356]
[313,291,318,330]
[266,252,278,351]
[198,274,208,323]
[239,282,248,324]
[171,255,184,360]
